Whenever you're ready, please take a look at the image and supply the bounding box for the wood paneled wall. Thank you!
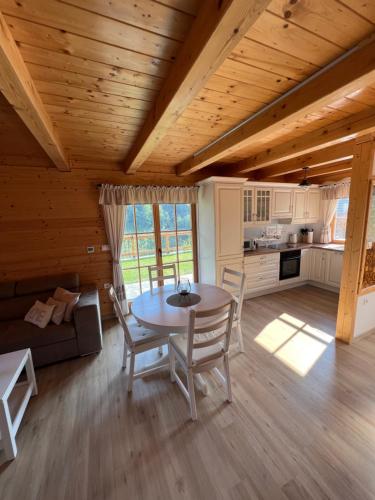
[0,165,200,316]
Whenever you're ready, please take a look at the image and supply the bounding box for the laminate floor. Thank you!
[1,285,375,500]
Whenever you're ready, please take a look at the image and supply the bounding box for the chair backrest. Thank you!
[186,300,236,367]
[148,263,177,291]
[107,285,133,348]
[221,267,246,320]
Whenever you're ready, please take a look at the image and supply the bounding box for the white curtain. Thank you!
[320,199,337,243]
[102,204,128,314]
[320,179,350,200]
[99,184,199,205]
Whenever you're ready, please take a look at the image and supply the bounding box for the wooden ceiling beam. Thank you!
[233,108,375,174]
[312,171,352,186]
[284,160,352,183]
[248,141,354,179]
[0,13,69,171]
[177,34,375,176]
[123,0,272,174]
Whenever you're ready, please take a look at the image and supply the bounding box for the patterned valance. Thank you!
[99,184,199,205]
[320,179,351,200]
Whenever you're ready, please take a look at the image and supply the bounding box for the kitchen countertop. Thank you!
[244,243,345,256]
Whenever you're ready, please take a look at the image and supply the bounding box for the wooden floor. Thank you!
[1,285,375,500]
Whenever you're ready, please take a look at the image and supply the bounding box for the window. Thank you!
[331,198,349,242]
[122,203,197,300]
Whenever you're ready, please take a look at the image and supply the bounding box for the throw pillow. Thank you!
[46,297,67,325]
[24,300,55,329]
[53,287,81,322]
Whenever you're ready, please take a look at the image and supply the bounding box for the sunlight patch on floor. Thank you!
[254,314,334,376]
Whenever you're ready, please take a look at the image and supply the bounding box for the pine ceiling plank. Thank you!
[204,74,280,103]
[19,44,163,91]
[34,81,152,111]
[230,36,319,80]
[268,0,374,49]
[27,63,157,101]
[248,10,343,66]
[50,115,141,134]
[45,104,144,127]
[0,0,180,60]
[123,0,272,173]
[189,99,255,121]
[0,13,69,171]
[339,0,375,24]
[233,108,375,172]
[157,0,200,16]
[251,141,355,178]
[196,88,263,113]
[6,16,171,78]
[215,58,297,92]
[177,36,375,176]
[42,95,148,120]
[64,0,195,41]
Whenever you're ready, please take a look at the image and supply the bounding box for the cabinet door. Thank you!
[310,249,327,282]
[326,251,343,287]
[216,258,244,287]
[215,184,243,260]
[244,188,254,224]
[293,190,306,223]
[300,249,311,280]
[255,188,272,224]
[306,189,321,223]
[272,189,293,218]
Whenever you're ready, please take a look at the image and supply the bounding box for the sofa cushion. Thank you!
[0,291,51,321]
[0,319,76,352]
[15,273,80,296]
[0,281,15,299]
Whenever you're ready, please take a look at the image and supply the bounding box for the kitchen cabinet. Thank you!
[292,189,321,224]
[310,248,327,282]
[244,186,272,226]
[197,177,247,286]
[272,188,293,218]
[300,248,311,280]
[326,251,343,287]
[244,253,279,294]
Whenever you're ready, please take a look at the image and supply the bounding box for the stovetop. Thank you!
[266,243,299,250]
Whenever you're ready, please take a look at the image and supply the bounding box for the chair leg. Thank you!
[127,353,135,393]
[237,323,245,353]
[223,353,232,403]
[187,370,198,421]
[122,341,128,370]
[169,346,176,382]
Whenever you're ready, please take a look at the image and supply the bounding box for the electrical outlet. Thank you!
[104,283,111,289]
[87,246,95,254]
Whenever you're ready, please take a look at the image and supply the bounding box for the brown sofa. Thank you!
[0,273,103,367]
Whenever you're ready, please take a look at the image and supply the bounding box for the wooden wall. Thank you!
[0,164,199,316]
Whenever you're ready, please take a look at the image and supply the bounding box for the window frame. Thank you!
[331,198,349,244]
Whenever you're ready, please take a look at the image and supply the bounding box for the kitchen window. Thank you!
[331,198,349,242]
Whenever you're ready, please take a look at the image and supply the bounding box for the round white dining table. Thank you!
[131,283,233,395]
[131,282,233,334]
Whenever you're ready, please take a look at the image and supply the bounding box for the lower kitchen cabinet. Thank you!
[300,248,311,280]
[325,251,343,287]
[216,257,244,286]
[244,253,279,293]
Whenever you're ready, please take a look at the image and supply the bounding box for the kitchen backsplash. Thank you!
[244,222,323,243]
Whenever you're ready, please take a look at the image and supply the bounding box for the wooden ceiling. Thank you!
[1,0,375,184]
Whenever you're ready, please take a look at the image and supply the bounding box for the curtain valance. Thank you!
[99,184,199,205]
[320,179,351,200]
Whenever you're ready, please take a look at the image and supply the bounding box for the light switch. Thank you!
[87,246,95,254]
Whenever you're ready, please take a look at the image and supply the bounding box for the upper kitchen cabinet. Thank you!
[197,177,247,285]
[293,188,321,224]
[244,186,272,226]
[272,188,294,219]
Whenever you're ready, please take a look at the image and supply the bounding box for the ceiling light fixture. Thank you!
[298,167,311,189]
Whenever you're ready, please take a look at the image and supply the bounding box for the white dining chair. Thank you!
[148,263,177,291]
[108,285,169,392]
[221,267,246,353]
[169,300,236,421]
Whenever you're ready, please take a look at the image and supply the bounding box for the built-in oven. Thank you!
[279,249,301,280]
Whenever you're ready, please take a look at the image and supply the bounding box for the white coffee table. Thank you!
[0,349,38,461]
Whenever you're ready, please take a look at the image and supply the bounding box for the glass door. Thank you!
[122,203,197,300]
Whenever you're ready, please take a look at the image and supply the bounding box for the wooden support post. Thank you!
[336,136,375,343]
